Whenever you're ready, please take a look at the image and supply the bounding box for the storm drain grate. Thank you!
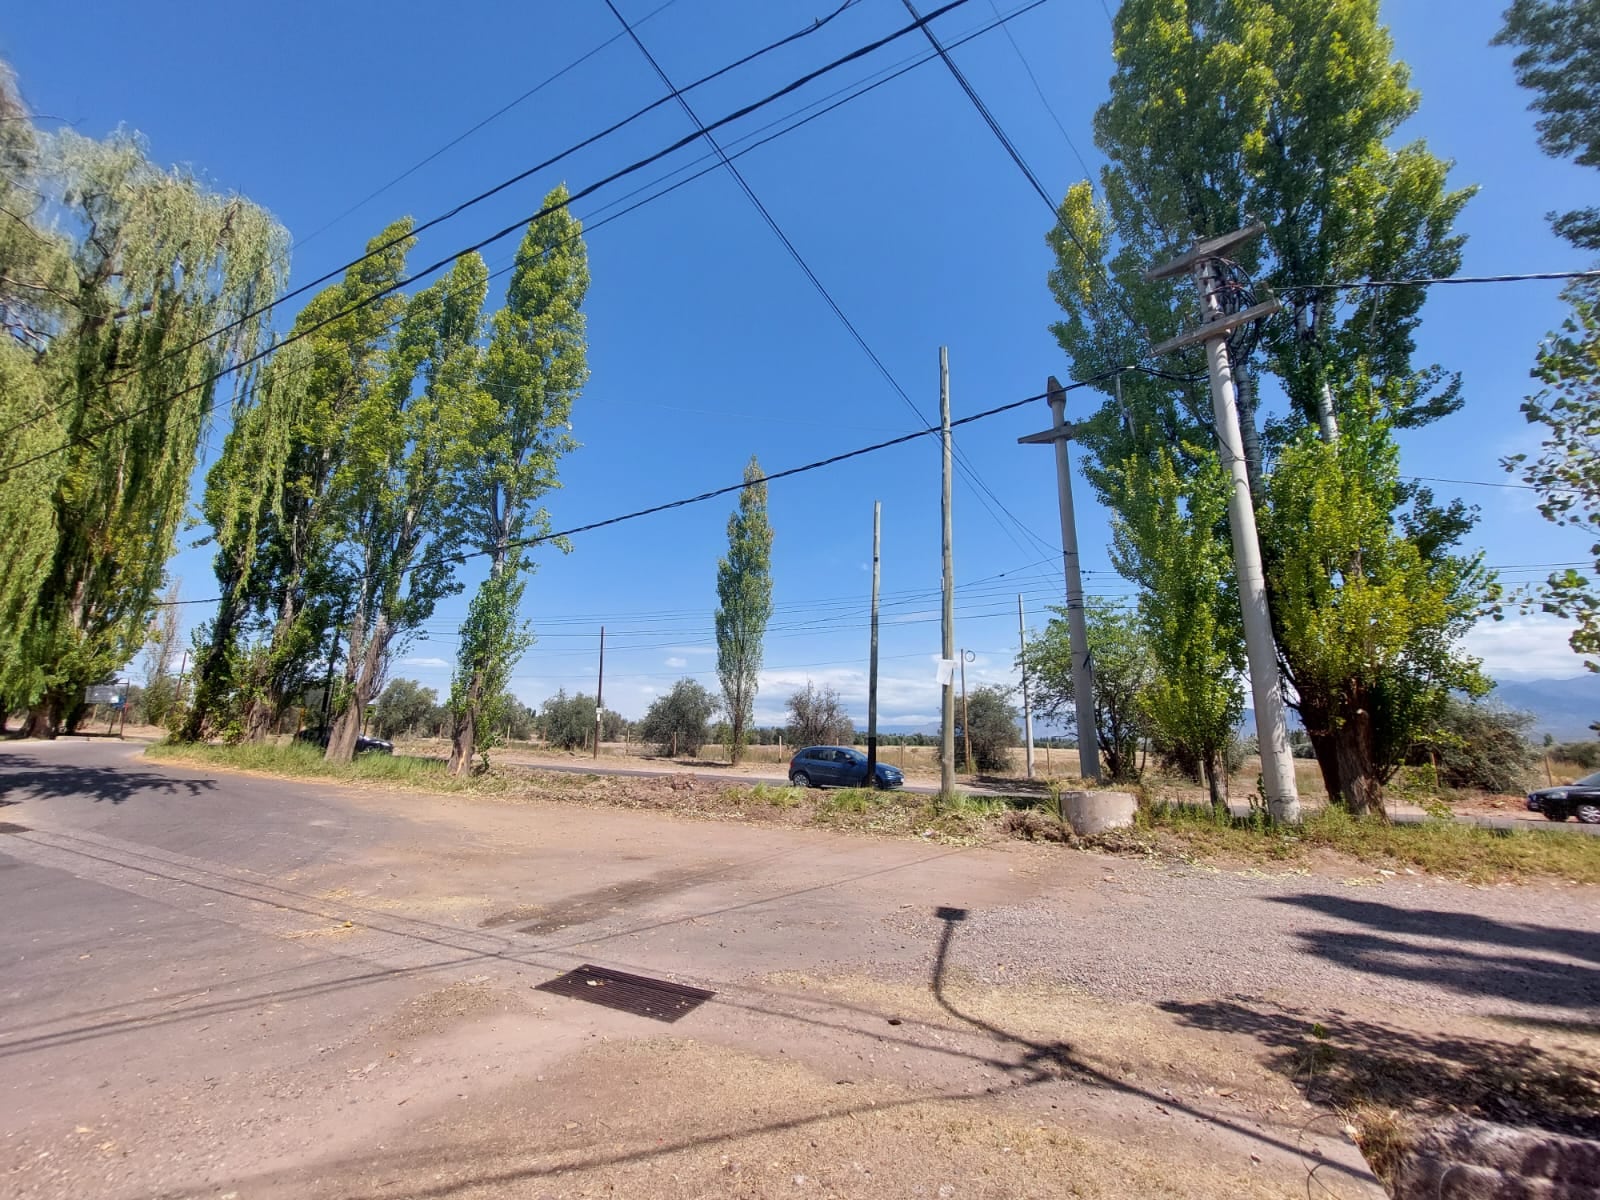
[0,823,30,834]
[535,964,713,1023]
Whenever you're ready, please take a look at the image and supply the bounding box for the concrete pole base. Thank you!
[1061,790,1138,836]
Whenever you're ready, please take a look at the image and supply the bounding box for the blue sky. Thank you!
[4,0,1595,726]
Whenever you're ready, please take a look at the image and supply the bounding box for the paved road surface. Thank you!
[2,741,1592,1198]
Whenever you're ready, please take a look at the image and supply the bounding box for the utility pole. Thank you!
[939,346,956,803]
[594,625,605,759]
[1017,595,1035,780]
[1018,376,1102,783]
[866,501,881,779]
[1146,223,1301,824]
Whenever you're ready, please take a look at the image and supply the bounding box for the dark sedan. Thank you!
[1527,772,1600,823]
[788,745,903,791]
[294,728,395,755]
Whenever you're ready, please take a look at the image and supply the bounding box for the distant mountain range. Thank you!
[1487,675,1600,742]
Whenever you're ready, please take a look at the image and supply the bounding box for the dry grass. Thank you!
[1127,800,1600,885]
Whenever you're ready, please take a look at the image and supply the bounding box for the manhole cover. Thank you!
[535,964,713,1023]
[0,823,30,834]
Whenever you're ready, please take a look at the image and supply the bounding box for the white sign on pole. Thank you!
[935,658,957,686]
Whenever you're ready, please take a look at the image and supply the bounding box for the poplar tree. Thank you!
[1046,0,1485,813]
[185,220,414,741]
[714,457,774,763]
[448,186,588,775]
[323,254,486,762]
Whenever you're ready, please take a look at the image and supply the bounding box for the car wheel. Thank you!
[1576,802,1600,824]
[1545,808,1570,822]
[791,771,812,789]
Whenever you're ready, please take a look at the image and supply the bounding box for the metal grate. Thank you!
[535,964,714,1023]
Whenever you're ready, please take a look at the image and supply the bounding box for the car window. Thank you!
[1577,771,1600,787]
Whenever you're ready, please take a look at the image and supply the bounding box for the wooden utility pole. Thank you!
[866,501,882,779]
[1018,376,1102,783]
[939,347,956,803]
[1146,223,1301,824]
[1018,595,1035,780]
[594,626,605,759]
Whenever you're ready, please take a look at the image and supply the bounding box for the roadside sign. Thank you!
[85,684,121,705]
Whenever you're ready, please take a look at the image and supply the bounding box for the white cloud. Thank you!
[400,656,450,669]
[664,656,687,669]
[1464,613,1589,681]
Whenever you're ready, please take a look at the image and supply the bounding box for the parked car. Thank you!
[1526,773,1600,823]
[788,745,903,791]
[294,728,395,756]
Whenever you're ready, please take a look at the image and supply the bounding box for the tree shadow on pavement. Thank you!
[0,753,216,805]
[1161,996,1600,1140]
[1265,892,1600,1011]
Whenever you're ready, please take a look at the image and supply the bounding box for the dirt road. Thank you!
[2,742,1595,1198]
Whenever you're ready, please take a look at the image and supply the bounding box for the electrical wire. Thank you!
[0,0,981,455]
[1288,268,1600,290]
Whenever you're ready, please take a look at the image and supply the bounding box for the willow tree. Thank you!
[185,220,414,741]
[714,457,773,764]
[323,253,486,762]
[1046,0,1484,813]
[449,186,588,775]
[0,101,285,735]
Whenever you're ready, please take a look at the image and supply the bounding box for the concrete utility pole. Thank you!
[1146,223,1301,824]
[1018,595,1035,780]
[1018,376,1102,783]
[866,501,881,779]
[594,626,605,759]
[939,347,956,803]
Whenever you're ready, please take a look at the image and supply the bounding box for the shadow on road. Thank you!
[1267,893,1600,1010]
[0,753,216,805]
[1160,995,1600,1140]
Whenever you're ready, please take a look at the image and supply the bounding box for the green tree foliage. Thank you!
[323,253,486,762]
[186,220,415,743]
[638,678,719,757]
[449,187,588,775]
[0,70,287,735]
[1495,0,1600,250]
[539,689,596,751]
[1263,398,1489,809]
[1046,0,1481,814]
[1411,698,1536,794]
[1022,601,1153,780]
[957,686,1018,773]
[371,678,438,740]
[1113,449,1245,808]
[785,682,854,748]
[714,457,774,764]
[1496,4,1600,669]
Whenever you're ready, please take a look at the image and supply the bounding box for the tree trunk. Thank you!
[1327,706,1383,818]
[729,706,745,765]
[1236,370,1266,506]
[1203,753,1228,814]
[447,670,484,776]
[327,614,386,764]
[243,696,275,744]
[19,699,58,738]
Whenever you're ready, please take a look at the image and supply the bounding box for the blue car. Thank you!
[788,745,903,791]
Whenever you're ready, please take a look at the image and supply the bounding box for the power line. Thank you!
[1289,268,1600,290]
[0,0,985,475]
[605,0,1053,562]
[289,0,687,253]
[984,0,1096,182]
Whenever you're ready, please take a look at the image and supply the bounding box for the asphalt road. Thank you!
[2,741,1592,1199]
